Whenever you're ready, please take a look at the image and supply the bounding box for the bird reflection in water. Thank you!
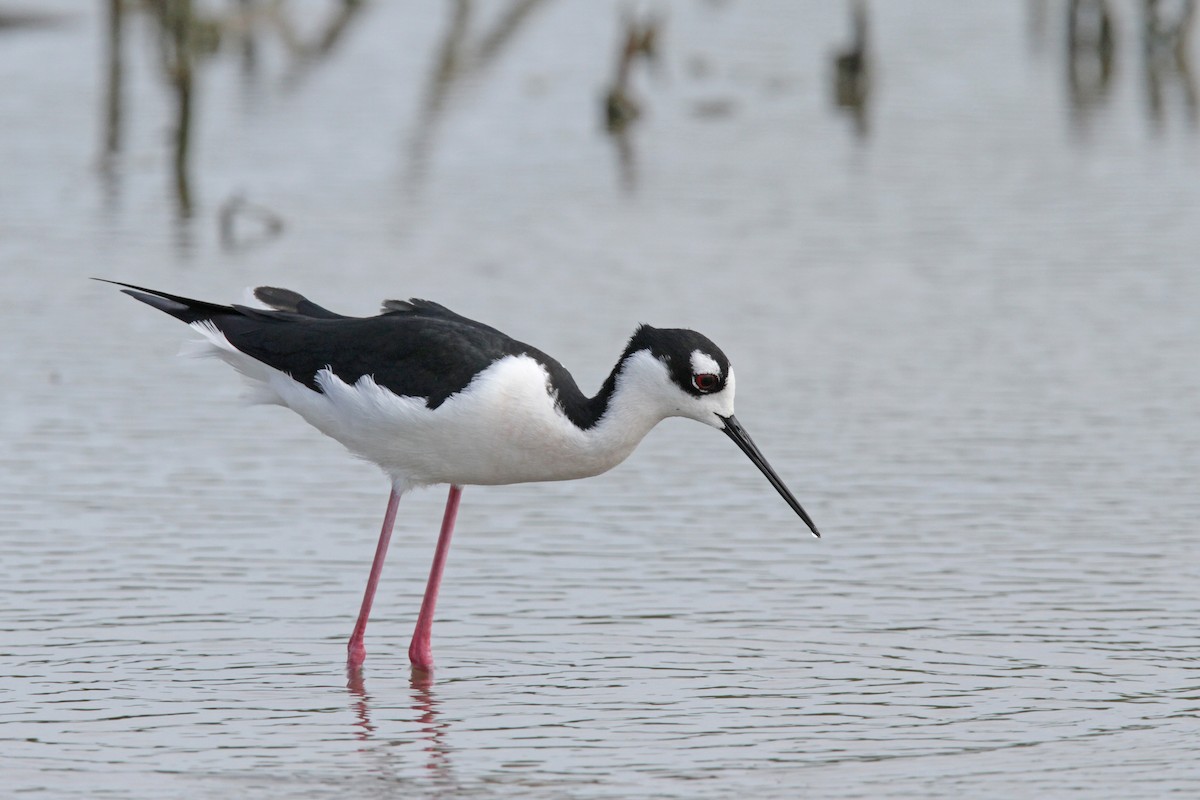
[346,665,376,741]
[409,669,453,779]
[345,665,455,786]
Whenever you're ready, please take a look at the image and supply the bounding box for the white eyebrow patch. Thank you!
[690,350,721,376]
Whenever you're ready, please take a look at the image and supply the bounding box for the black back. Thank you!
[106,281,612,427]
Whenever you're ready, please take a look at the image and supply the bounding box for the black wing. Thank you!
[101,280,545,407]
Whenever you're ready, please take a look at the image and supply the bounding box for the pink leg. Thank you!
[347,485,403,668]
[409,485,463,671]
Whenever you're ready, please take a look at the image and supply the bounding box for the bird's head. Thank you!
[615,325,820,537]
[618,325,736,427]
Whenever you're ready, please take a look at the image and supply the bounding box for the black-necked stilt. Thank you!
[104,280,820,671]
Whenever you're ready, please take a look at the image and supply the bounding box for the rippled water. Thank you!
[3,1,1199,797]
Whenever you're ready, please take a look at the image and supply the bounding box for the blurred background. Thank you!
[2,2,1199,798]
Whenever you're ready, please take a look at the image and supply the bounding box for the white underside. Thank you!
[185,322,681,491]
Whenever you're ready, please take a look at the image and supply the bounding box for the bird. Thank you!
[102,280,821,671]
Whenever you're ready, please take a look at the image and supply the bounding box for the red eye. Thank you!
[692,373,719,392]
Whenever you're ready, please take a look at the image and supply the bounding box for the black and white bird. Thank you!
[104,281,821,671]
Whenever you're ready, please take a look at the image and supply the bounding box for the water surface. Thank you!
[3,2,1199,797]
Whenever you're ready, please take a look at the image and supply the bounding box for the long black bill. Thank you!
[720,414,821,538]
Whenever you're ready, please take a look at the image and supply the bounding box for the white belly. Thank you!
[265,354,648,488]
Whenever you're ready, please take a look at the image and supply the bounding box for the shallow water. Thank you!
[3,1,1199,797]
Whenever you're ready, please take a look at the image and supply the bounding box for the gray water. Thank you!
[3,2,1199,797]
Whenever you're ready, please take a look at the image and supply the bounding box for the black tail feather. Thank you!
[94,278,234,324]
